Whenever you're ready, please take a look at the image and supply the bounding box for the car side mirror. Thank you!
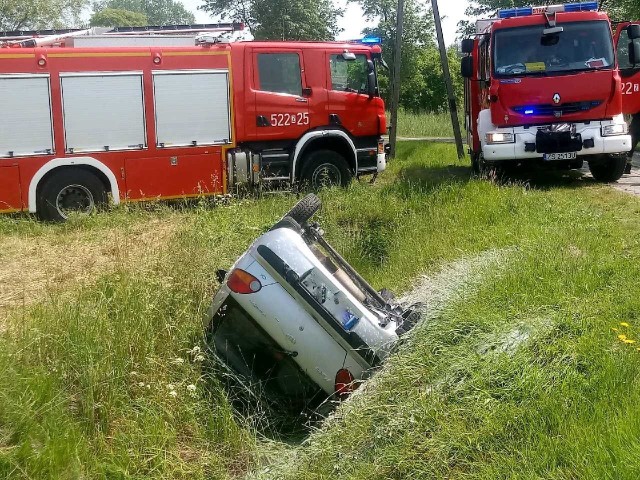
[461,38,474,54]
[631,39,640,66]
[461,56,474,78]
[366,59,376,98]
[628,24,640,40]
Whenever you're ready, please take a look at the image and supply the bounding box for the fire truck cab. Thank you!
[0,26,387,221]
[461,2,638,182]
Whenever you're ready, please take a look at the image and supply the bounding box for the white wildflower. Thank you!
[169,390,178,398]
[167,384,175,390]
[190,346,201,355]
[138,381,145,387]
[194,354,205,362]
[187,384,196,393]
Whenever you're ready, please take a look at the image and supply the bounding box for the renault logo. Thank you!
[553,93,561,104]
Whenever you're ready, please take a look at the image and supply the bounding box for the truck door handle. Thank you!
[296,97,308,103]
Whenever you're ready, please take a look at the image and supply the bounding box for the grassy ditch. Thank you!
[1,143,640,478]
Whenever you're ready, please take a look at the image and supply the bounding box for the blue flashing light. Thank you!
[361,35,382,45]
[498,2,598,19]
[524,109,534,115]
[499,7,532,19]
[564,1,598,12]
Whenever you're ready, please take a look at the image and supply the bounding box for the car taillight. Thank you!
[227,268,262,294]
[335,368,355,397]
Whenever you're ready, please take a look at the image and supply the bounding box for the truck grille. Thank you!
[512,100,602,116]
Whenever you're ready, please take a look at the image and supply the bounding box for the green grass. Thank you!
[395,110,463,138]
[2,144,640,478]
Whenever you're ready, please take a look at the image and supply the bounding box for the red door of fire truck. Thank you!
[248,48,311,141]
[325,50,380,137]
[616,23,640,115]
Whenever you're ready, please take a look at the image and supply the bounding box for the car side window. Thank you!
[329,54,368,92]
[256,53,302,96]
[618,29,632,70]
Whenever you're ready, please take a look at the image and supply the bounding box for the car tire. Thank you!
[283,193,321,225]
[37,169,107,222]
[588,155,627,183]
[301,149,352,189]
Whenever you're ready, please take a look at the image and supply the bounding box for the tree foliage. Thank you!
[92,0,195,26]
[351,0,462,112]
[201,0,341,41]
[90,8,147,26]
[0,0,87,31]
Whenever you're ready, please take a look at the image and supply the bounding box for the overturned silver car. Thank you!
[206,194,420,407]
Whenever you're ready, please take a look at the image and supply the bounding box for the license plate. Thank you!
[543,152,577,161]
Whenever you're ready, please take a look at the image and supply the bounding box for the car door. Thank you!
[249,49,311,141]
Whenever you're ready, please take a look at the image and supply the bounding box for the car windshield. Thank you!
[493,20,614,77]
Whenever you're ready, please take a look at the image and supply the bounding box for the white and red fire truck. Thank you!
[0,24,387,221]
[461,2,639,181]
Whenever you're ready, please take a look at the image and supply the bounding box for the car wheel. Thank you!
[588,155,627,183]
[37,169,107,222]
[283,193,321,225]
[301,149,352,189]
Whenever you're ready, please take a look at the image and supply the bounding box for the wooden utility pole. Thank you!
[388,0,404,158]
[431,0,465,159]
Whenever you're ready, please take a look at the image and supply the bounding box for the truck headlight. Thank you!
[601,123,628,137]
[486,132,515,144]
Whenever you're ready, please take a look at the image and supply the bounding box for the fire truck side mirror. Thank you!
[366,59,376,98]
[630,39,640,66]
[461,56,474,79]
[628,24,640,40]
[461,39,474,54]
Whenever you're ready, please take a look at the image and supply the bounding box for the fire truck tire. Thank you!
[301,150,352,189]
[588,155,627,183]
[282,194,321,225]
[37,169,107,222]
[471,153,481,174]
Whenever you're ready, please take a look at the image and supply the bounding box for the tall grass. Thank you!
[395,110,463,138]
[2,144,640,478]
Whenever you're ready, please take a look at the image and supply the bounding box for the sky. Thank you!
[178,0,470,46]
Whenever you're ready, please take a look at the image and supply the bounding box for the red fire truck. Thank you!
[0,25,387,221]
[461,2,638,181]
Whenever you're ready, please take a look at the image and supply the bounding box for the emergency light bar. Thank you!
[348,35,382,45]
[498,1,598,19]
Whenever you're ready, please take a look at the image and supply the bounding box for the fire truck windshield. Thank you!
[493,20,614,77]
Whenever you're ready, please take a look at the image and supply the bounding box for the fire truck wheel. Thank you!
[588,155,627,183]
[301,150,352,189]
[471,153,481,174]
[37,169,107,222]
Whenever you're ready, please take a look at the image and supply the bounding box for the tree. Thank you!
[0,0,87,31]
[201,0,341,40]
[601,0,640,22]
[90,8,147,26]
[92,0,195,25]
[350,0,461,112]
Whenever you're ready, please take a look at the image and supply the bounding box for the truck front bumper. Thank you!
[482,118,631,162]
